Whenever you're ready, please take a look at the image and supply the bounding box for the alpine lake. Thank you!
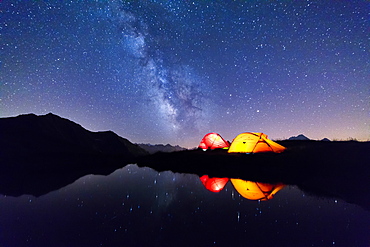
[1,164,369,247]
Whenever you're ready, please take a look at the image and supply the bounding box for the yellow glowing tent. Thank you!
[228,132,286,153]
[231,179,285,201]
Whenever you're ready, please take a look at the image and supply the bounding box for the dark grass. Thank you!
[0,140,369,211]
[137,140,370,211]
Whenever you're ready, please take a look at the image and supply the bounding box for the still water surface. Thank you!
[1,164,369,247]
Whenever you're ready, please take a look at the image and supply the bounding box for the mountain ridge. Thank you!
[0,113,147,157]
[0,113,148,196]
[288,134,310,141]
[137,143,187,154]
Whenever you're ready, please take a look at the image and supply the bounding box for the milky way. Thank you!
[109,2,211,139]
[1,1,369,147]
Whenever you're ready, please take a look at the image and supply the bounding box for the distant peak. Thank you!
[288,134,310,141]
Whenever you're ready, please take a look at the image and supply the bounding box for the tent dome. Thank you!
[228,132,286,153]
[198,133,230,150]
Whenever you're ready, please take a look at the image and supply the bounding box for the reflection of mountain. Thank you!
[139,141,370,211]
[1,114,369,211]
[0,113,148,196]
[199,175,285,201]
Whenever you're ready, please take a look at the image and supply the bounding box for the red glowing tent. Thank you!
[198,133,230,150]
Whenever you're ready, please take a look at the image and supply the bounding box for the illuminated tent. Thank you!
[231,179,285,201]
[198,132,230,150]
[200,175,229,192]
[228,132,286,153]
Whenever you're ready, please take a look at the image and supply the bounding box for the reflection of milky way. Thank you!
[114,5,206,136]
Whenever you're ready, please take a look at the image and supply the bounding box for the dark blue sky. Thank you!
[1,0,369,147]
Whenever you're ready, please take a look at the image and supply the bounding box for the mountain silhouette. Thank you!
[288,134,310,140]
[137,143,187,154]
[1,113,369,212]
[0,113,148,196]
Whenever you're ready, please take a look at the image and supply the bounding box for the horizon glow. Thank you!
[1,1,369,147]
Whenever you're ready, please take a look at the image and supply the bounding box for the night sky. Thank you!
[1,0,369,147]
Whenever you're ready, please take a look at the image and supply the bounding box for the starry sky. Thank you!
[1,0,369,147]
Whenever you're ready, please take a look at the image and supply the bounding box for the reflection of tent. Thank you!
[228,132,286,153]
[231,179,285,201]
[198,133,230,150]
[200,175,229,192]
